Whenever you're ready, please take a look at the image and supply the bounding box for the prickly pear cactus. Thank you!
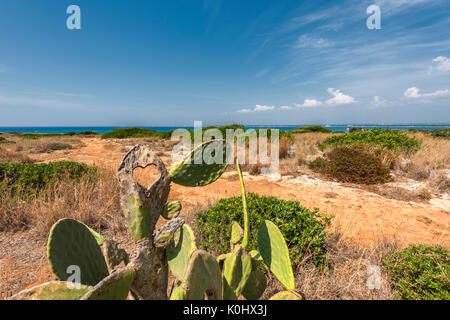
[269,290,303,300]
[47,218,109,286]
[167,224,197,281]
[231,221,243,245]
[182,250,223,300]
[9,281,92,300]
[169,140,228,187]
[81,267,136,300]
[153,217,185,248]
[257,220,295,290]
[242,269,267,300]
[117,145,171,240]
[169,286,187,300]
[222,245,252,300]
[161,201,182,220]
[102,240,129,271]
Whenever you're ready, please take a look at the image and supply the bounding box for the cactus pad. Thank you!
[231,221,243,245]
[169,286,187,300]
[242,269,267,300]
[122,194,153,240]
[222,245,252,300]
[47,219,109,286]
[81,267,136,300]
[182,250,223,300]
[169,140,228,187]
[257,220,295,290]
[154,217,185,247]
[167,224,197,280]
[102,240,129,271]
[161,201,182,220]
[9,281,92,300]
[269,290,303,300]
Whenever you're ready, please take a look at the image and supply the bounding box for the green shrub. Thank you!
[196,193,331,267]
[0,137,15,144]
[101,127,173,140]
[292,126,331,133]
[318,129,421,153]
[0,161,97,199]
[383,245,450,300]
[46,142,72,151]
[429,128,450,140]
[309,144,392,184]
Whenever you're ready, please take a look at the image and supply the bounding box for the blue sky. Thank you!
[0,0,449,126]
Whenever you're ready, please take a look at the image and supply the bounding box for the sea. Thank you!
[0,124,448,134]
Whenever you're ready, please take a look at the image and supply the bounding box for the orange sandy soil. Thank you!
[1,137,449,298]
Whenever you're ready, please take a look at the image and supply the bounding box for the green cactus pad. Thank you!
[102,240,129,271]
[183,250,223,300]
[169,286,188,300]
[47,219,109,286]
[222,245,252,300]
[162,201,182,220]
[87,226,105,246]
[231,221,243,245]
[269,290,303,300]
[242,269,267,300]
[167,224,197,280]
[169,140,228,187]
[122,194,152,240]
[9,281,92,300]
[81,267,136,300]
[257,220,295,290]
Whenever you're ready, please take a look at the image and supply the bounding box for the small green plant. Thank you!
[196,193,331,267]
[46,142,73,151]
[292,126,331,133]
[0,161,97,199]
[429,128,450,140]
[11,141,303,300]
[0,137,15,144]
[309,145,392,184]
[383,245,450,300]
[318,128,421,153]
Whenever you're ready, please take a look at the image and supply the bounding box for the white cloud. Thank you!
[279,105,292,110]
[325,88,356,105]
[369,96,389,108]
[295,99,323,108]
[237,104,275,113]
[432,56,450,71]
[404,86,450,99]
[254,104,275,111]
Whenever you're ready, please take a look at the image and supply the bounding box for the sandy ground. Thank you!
[1,137,449,298]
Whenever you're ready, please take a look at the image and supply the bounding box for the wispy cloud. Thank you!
[279,105,292,110]
[237,104,275,113]
[404,87,449,99]
[431,56,450,72]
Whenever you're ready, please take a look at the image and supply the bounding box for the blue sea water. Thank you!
[0,125,448,134]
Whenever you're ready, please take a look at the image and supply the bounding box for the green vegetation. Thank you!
[318,128,421,153]
[310,145,392,184]
[429,128,450,140]
[0,137,15,144]
[10,131,98,140]
[46,142,73,151]
[292,125,331,133]
[383,245,450,300]
[0,161,97,198]
[196,193,331,267]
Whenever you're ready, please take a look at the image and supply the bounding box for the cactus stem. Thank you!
[236,158,250,250]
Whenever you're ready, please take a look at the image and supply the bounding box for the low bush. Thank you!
[45,142,72,151]
[318,129,421,153]
[309,144,392,184]
[292,126,331,133]
[0,137,15,144]
[429,128,450,140]
[383,245,450,300]
[101,127,173,140]
[0,161,97,199]
[196,193,331,267]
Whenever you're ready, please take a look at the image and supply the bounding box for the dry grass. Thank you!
[262,231,398,300]
[0,146,35,164]
[0,167,126,236]
[2,135,86,154]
